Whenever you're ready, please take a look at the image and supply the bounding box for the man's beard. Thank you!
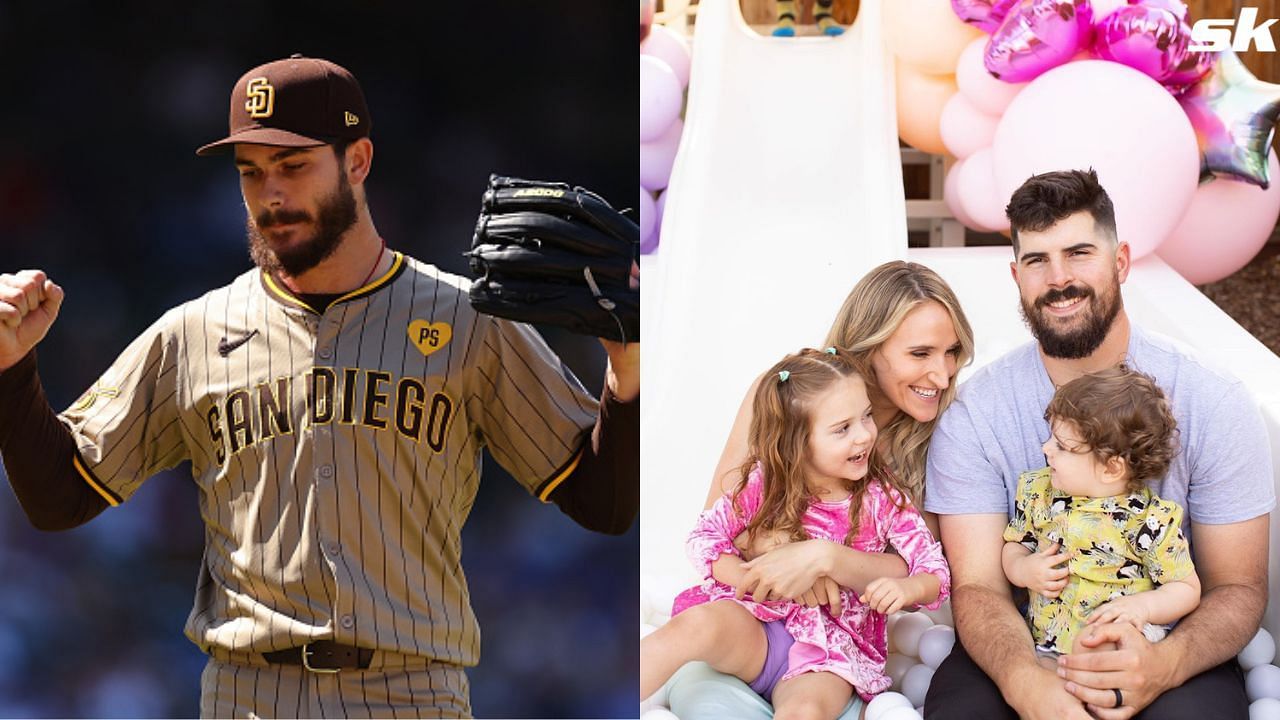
[247,174,358,276]
[1019,278,1122,360]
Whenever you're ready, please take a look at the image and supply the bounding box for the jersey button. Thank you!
[326,542,340,556]
[318,465,335,479]
[340,615,354,629]
[318,346,333,359]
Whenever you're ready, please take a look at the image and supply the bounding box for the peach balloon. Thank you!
[940,92,998,160]
[886,0,983,75]
[1158,152,1280,285]
[897,66,957,155]
[956,38,1026,117]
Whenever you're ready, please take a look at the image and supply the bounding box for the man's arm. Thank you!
[547,343,639,535]
[941,512,1093,719]
[0,353,109,530]
[0,272,108,530]
[1061,516,1268,715]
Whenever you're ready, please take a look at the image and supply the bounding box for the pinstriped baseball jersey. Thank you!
[57,251,597,665]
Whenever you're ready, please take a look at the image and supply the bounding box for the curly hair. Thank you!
[1043,365,1178,492]
[734,348,910,548]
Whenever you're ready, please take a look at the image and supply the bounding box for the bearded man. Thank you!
[922,169,1273,720]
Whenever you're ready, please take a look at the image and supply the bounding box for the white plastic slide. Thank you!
[642,0,908,585]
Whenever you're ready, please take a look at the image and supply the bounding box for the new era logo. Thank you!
[344,111,359,127]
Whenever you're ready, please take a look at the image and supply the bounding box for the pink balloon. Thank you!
[955,148,1010,231]
[640,117,683,191]
[1090,0,1127,18]
[1091,5,1190,83]
[985,0,1093,83]
[641,55,682,143]
[1163,49,1214,93]
[656,189,667,228]
[1158,152,1280,284]
[992,61,1200,259]
[944,158,985,230]
[641,189,662,255]
[639,187,656,248]
[940,92,999,159]
[950,0,1019,33]
[1140,0,1188,22]
[957,37,1026,115]
[642,25,692,89]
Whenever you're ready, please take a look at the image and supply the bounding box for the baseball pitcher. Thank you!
[0,56,639,719]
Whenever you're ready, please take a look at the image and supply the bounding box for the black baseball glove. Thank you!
[467,175,640,343]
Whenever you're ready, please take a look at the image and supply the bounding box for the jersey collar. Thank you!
[260,251,406,314]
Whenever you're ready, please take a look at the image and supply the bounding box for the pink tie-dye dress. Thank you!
[672,465,950,700]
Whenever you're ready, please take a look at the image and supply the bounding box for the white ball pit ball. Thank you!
[640,708,681,720]
[865,691,913,720]
[893,613,935,659]
[922,602,953,628]
[1242,629,1278,671]
[901,663,936,707]
[641,622,657,639]
[917,625,956,669]
[880,706,924,720]
[1247,664,1280,702]
[1252,697,1280,720]
[885,653,916,690]
[887,613,902,654]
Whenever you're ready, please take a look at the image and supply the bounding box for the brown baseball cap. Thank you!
[196,54,371,156]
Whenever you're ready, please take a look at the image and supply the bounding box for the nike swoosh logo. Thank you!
[217,329,259,357]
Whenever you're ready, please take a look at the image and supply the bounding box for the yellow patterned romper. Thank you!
[1002,467,1196,654]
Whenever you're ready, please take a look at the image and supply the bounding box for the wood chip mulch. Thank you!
[1199,244,1280,356]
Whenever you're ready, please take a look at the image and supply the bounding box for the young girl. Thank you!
[641,348,950,718]
[1002,366,1201,666]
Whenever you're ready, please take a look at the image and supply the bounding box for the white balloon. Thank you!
[866,691,913,720]
[918,625,957,669]
[1252,697,1280,720]
[1241,629,1278,671]
[1247,664,1280,702]
[885,654,916,690]
[893,613,935,659]
[901,664,936,708]
[879,705,923,720]
[641,708,681,720]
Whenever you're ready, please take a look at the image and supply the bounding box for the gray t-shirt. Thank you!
[925,325,1275,542]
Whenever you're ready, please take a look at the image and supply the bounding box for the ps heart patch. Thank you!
[408,320,452,357]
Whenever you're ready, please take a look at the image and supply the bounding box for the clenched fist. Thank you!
[0,270,64,372]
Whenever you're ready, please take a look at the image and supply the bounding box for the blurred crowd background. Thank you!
[0,1,635,717]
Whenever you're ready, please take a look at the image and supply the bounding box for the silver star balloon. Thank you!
[1178,49,1280,188]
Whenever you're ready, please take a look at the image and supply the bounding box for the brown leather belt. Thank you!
[262,640,374,672]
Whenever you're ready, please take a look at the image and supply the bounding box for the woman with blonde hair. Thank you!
[661,260,974,719]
